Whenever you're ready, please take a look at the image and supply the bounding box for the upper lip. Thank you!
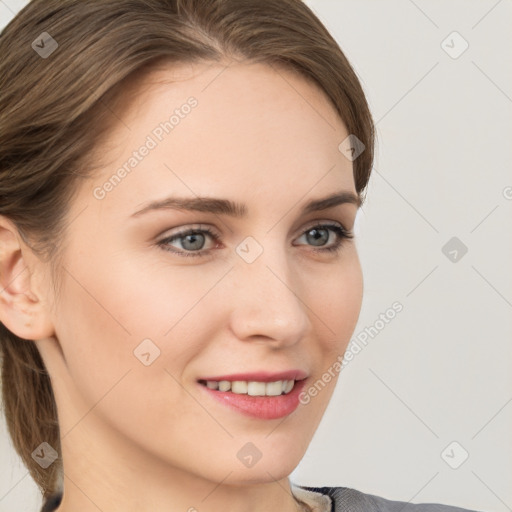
[198,370,308,382]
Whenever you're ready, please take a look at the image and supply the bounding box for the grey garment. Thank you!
[40,487,483,512]
[299,486,484,512]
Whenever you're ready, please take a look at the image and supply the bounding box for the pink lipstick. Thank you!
[197,370,308,420]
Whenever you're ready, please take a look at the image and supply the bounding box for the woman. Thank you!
[0,1,484,511]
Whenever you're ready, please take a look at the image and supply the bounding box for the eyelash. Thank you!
[156,223,353,258]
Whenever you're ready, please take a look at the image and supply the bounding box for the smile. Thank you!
[198,379,296,396]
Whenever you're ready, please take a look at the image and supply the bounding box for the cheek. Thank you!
[103,253,231,340]
[52,273,135,412]
[295,254,362,419]
[52,254,220,406]
[314,250,363,356]
[52,269,207,452]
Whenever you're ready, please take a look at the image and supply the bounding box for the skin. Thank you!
[0,60,363,512]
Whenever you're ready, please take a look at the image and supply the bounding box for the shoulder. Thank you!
[295,485,485,512]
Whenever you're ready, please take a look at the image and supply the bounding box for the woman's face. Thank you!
[37,61,363,491]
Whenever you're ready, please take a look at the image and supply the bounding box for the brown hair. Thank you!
[0,0,375,501]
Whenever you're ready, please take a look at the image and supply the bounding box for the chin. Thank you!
[225,464,297,486]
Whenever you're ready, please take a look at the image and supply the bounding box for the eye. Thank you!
[156,222,353,258]
[157,225,220,258]
[294,223,353,254]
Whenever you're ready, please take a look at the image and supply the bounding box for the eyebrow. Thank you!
[130,191,360,218]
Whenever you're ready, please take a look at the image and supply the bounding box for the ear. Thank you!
[0,216,55,341]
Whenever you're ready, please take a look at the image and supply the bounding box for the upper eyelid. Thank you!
[158,219,350,239]
[157,220,351,246]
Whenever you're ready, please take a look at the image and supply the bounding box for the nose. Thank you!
[227,243,310,348]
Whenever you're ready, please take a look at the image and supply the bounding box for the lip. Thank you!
[198,369,308,382]
[197,375,308,420]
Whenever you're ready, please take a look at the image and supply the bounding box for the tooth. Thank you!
[218,380,231,392]
[247,381,267,396]
[206,379,295,396]
[266,380,283,396]
[231,381,248,394]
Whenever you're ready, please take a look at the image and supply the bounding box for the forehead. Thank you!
[79,60,355,219]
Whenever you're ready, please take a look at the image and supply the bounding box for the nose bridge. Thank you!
[228,236,310,344]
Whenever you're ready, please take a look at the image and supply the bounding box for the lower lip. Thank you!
[198,379,307,420]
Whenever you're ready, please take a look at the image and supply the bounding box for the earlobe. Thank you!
[0,216,55,341]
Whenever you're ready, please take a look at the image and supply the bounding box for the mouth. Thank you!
[196,373,309,420]
[197,378,299,396]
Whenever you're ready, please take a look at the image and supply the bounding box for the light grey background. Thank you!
[1,0,511,511]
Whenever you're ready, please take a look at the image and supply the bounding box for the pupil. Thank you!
[307,228,328,246]
[183,233,204,250]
